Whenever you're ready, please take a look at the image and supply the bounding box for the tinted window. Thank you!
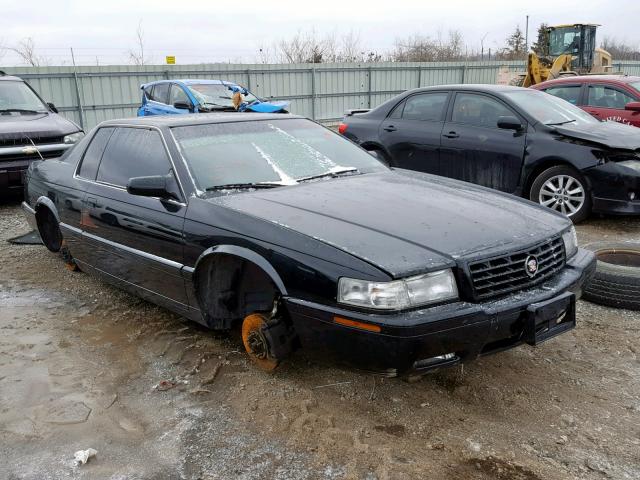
[78,128,114,180]
[402,93,448,121]
[451,93,514,128]
[169,84,190,106]
[171,119,387,192]
[97,128,172,187]
[388,100,405,119]
[150,83,170,104]
[587,85,635,109]
[543,85,581,105]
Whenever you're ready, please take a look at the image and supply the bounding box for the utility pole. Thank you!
[481,32,489,60]
[525,15,530,52]
[70,47,85,129]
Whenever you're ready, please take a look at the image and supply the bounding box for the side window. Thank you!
[96,128,172,188]
[169,84,190,106]
[388,99,405,119]
[77,128,115,180]
[150,83,170,104]
[587,85,635,109]
[402,93,448,121]
[451,93,514,128]
[143,85,154,101]
[543,85,582,105]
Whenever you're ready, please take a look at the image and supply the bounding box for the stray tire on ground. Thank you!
[583,241,640,311]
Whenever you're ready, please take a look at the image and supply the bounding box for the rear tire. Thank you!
[529,165,591,223]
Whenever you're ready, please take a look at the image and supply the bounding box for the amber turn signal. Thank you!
[333,316,381,333]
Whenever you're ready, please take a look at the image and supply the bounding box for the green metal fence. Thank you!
[4,61,640,130]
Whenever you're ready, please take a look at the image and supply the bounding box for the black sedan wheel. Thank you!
[530,165,591,223]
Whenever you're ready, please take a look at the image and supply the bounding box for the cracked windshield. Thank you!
[172,118,387,191]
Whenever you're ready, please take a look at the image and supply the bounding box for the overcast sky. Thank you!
[1,0,639,66]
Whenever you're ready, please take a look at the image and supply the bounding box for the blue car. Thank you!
[137,79,289,116]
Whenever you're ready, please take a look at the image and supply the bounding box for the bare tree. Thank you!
[601,36,640,61]
[128,20,147,66]
[10,37,48,66]
[391,30,466,62]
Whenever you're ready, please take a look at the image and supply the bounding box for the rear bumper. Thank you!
[286,248,596,375]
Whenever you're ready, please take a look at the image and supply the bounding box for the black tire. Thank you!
[582,241,640,311]
[529,165,592,223]
[36,207,63,252]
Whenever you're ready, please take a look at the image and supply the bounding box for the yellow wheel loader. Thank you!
[520,24,614,87]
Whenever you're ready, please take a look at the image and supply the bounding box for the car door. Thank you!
[80,126,190,306]
[168,83,193,114]
[583,83,640,126]
[378,92,449,174]
[143,82,172,115]
[439,92,526,193]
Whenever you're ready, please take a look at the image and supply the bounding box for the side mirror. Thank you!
[173,101,192,110]
[624,101,640,112]
[47,102,59,113]
[127,175,178,200]
[497,115,523,131]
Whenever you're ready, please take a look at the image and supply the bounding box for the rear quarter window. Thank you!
[77,128,115,180]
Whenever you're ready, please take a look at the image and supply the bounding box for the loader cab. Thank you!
[548,24,598,72]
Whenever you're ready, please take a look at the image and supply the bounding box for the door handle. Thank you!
[85,196,97,208]
[383,125,397,132]
[443,132,459,139]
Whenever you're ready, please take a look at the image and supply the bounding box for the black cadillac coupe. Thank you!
[22,113,596,376]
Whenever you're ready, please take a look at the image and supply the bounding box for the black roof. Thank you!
[410,84,526,93]
[100,112,303,128]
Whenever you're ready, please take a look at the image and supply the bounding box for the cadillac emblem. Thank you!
[524,255,539,277]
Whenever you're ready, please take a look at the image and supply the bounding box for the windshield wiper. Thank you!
[201,102,234,109]
[205,181,289,191]
[0,108,45,114]
[297,167,360,183]
[546,119,577,126]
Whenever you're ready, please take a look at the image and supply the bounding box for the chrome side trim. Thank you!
[59,222,82,235]
[82,230,184,271]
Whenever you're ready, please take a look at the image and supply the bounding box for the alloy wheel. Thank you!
[538,174,585,217]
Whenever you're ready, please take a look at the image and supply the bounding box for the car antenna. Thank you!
[24,135,44,161]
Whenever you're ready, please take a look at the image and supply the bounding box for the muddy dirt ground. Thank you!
[0,200,638,480]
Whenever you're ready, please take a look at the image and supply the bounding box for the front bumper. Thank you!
[21,201,38,231]
[0,143,72,191]
[585,162,640,215]
[286,248,596,375]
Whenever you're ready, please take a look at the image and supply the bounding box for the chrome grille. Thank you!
[468,237,565,301]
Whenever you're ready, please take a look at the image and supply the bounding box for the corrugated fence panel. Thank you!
[6,60,638,130]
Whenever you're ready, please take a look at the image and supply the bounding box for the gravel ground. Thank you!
[0,200,639,480]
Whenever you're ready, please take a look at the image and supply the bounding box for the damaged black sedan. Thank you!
[22,113,595,376]
[339,85,640,223]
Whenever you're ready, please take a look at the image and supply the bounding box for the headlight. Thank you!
[562,226,578,259]
[63,131,85,144]
[338,270,458,310]
[618,160,640,172]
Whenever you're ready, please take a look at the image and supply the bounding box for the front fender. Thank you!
[193,245,288,295]
[35,195,60,223]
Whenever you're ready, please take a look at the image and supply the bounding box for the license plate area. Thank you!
[524,292,576,346]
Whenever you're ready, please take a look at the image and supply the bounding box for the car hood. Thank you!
[0,112,79,141]
[554,120,640,150]
[210,171,570,278]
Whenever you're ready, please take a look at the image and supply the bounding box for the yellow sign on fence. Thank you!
[166,56,176,65]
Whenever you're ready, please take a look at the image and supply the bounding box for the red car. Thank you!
[532,75,640,127]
